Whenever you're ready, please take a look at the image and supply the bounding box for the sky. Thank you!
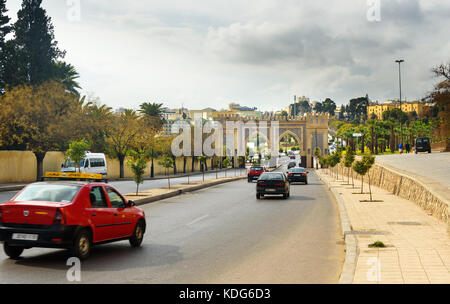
[5,0,450,112]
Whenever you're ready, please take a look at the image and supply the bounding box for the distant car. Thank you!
[415,137,431,154]
[256,173,290,199]
[287,161,297,169]
[287,167,308,184]
[0,181,146,260]
[62,152,108,180]
[248,166,265,182]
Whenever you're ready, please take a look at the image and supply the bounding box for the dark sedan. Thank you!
[287,161,297,169]
[256,173,290,199]
[287,167,308,184]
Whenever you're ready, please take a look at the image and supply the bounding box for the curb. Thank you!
[0,185,27,192]
[133,176,246,206]
[316,170,358,284]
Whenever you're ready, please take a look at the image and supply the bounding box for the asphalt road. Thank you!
[376,152,450,187]
[0,158,344,283]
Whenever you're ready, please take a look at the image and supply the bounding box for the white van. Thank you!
[61,152,108,179]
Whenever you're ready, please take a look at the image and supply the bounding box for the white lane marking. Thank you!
[186,214,209,226]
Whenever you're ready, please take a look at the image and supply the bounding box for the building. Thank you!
[188,108,217,120]
[367,101,429,120]
[367,103,396,120]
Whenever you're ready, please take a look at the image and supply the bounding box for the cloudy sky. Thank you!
[5,0,450,111]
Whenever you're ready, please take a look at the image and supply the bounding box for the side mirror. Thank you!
[127,200,136,207]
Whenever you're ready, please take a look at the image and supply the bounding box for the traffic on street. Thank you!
[0,156,344,283]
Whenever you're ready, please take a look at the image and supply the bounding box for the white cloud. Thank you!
[4,0,450,110]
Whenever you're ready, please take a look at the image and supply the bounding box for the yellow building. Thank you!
[400,102,425,116]
[368,101,426,120]
[367,103,396,120]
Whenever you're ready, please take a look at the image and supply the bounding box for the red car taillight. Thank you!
[275,183,283,187]
[258,182,267,186]
[302,173,307,176]
[53,208,66,225]
[288,173,293,176]
[0,206,3,222]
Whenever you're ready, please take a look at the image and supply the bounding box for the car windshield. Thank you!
[14,184,81,203]
[260,173,284,180]
[251,167,263,171]
[290,168,305,173]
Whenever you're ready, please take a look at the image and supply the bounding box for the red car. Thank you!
[0,181,146,260]
[248,166,265,182]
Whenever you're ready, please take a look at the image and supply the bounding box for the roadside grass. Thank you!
[369,241,386,248]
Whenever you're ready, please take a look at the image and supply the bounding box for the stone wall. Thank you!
[0,151,214,182]
[332,162,449,231]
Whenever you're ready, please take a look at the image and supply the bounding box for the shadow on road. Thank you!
[12,242,183,272]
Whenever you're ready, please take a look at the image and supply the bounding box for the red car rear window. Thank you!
[250,167,263,171]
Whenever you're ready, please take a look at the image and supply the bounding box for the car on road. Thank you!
[62,152,108,180]
[256,173,290,199]
[248,166,265,182]
[287,167,309,184]
[287,161,297,169]
[415,137,431,154]
[0,181,146,260]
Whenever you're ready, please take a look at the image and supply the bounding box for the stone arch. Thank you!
[279,130,302,151]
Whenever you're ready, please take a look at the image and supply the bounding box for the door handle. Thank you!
[114,213,118,216]
[92,213,97,217]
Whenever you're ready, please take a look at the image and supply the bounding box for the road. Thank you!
[0,158,344,283]
[376,152,450,188]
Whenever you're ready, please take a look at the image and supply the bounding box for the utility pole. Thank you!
[396,59,405,145]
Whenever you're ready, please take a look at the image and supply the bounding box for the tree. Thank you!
[139,102,164,129]
[348,96,369,122]
[327,152,341,179]
[0,0,11,93]
[66,139,90,173]
[158,156,174,188]
[322,98,337,116]
[197,155,207,182]
[126,149,150,195]
[353,153,375,197]
[344,146,355,186]
[0,81,81,180]
[53,61,81,95]
[6,0,65,87]
[222,158,231,178]
[106,111,142,178]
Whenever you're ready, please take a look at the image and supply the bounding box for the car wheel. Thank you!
[248,176,252,182]
[71,229,92,260]
[305,180,308,185]
[256,193,261,200]
[4,243,24,259]
[130,220,145,247]
[428,150,431,154]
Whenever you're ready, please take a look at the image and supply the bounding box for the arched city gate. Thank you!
[221,113,329,168]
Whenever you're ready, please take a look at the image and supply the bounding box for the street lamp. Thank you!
[396,59,404,146]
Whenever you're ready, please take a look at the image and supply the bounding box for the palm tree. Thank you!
[139,102,164,117]
[139,102,164,129]
[53,61,81,96]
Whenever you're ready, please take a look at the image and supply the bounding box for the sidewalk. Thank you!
[317,170,450,284]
